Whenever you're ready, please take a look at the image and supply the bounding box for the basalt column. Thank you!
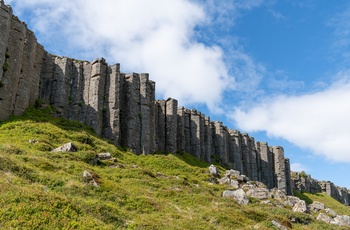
[155,100,166,152]
[121,73,141,153]
[204,116,213,163]
[213,122,228,166]
[0,0,12,80]
[271,146,290,194]
[285,158,292,195]
[257,142,275,189]
[14,29,44,116]
[103,64,123,145]
[249,137,260,181]
[190,109,202,159]
[231,130,243,174]
[140,73,155,154]
[165,98,177,153]
[68,61,85,121]
[241,134,252,178]
[0,11,26,120]
[177,107,186,152]
[86,59,107,136]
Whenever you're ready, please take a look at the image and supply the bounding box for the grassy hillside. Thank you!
[0,107,349,229]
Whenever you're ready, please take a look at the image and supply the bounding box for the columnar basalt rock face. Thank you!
[0,1,320,197]
[271,146,288,192]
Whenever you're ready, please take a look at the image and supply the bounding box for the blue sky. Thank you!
[5,0,350,188]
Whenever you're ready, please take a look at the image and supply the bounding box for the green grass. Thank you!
[0,107,349,229]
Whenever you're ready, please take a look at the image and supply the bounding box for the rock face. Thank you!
[0,1,327,196]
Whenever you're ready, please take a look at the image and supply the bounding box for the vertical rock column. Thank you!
[248,137,259,181]
[231,130,243,174]
[0,1,12,80]
[14,30,44,115]
[177,107,186,152]
[184,108,191,154]
[165,98,178,153]
[190,109,202,159]
[213,122,228,165]
[204,116,212,163]
[284,158,292,195]
[271,146,287,192]
[68,61,84,121]
[121,73,141,153]
[102,64,122,145]
[257,142,275,189]
[51,57,73,118]
[0,13,26,120]
[241,134,252,178]
[139,73,155,154]
[155,100,166,152]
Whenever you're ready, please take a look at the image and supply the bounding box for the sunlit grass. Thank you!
[0,107,348,229]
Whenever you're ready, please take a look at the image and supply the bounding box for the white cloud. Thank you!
[231,73,350,163]
[5,0,266,112]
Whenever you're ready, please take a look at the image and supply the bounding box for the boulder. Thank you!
[283,196,300,207]
[271,220,288,230]
[246,188,269,200]
[332,215,350,227]
[292,200,309,213]
[309,201,325,212]
[209,164,220,178]
[222,189,249,205]
[325,208,337,218]
[316,213,333,224]
[97,152,111,160]
[51,142,77,152]
[224,169,240,178]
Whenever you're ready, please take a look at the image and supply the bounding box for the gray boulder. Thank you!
[246,188,269,200]
[222,189,249,205]
[97,152,111,160]
[332,215,350,227]
[309,201,325,212]
[292,200,309,213]
[316,213,333,224]
[51,142,77,152]
[209,164,220,178]
[325,208,337,217]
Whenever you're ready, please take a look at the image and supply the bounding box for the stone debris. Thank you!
[82,170,99,187]
[271,220,288,230]
[51,142,77,152]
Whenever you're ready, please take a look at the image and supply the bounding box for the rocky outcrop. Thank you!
[291,172,350,206]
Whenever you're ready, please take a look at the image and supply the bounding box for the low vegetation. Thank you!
[0,107,349,229]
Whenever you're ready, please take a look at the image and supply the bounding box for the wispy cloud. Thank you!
[231,72,350,163]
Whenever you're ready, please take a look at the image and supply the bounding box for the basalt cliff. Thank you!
[0,0,349,204]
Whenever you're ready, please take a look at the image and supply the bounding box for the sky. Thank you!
[5,0,350,188]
